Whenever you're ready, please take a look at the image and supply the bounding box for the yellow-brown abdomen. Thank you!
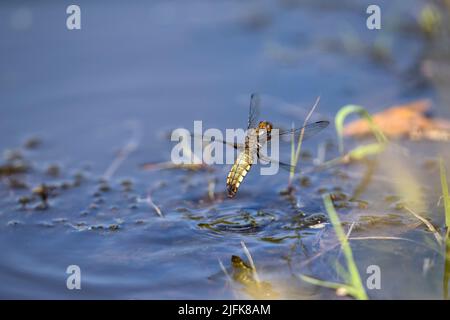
[226,151,253,198]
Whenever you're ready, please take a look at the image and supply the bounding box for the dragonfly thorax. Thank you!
[257,121,273,132]
[254,121,272,143]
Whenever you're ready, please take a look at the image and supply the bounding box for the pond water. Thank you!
[0,0,448,299]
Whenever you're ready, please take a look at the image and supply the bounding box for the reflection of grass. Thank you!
[221,241,280,299]
[299,194,368,300]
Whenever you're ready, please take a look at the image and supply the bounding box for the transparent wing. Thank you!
[257,153,296,172]
[192,134,244,150]
[247,93,261,129]
[278,120,329,141]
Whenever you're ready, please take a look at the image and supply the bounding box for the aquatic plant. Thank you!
[335,104,387,154]
[315,105,387,172]
[299,194,368,300]
[440,157,450,299]
[419,4,442,38]
[440,158,450,236]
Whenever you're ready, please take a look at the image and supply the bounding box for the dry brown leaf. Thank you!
[343,100,450,140]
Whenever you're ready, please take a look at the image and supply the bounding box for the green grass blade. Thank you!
[444,239,450,300]
[346,143,386,161]
[299,274,350,291]
[288,97,320,186]
[335,105,387,154]
[439,158,450,232]
[440,157,450,299]
[289,122,296,187]
[297,195,368,299]
[323,194,368,300]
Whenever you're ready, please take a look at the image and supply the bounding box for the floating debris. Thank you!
[138,191,164,218]
[0,162,29,176]
[37,221,54,228]
[59,181,72,190]
[108,224,120,231]
[18,196,32,209]
[23,136,42,149]
[7,220,22,227]
[72,171,85,186]
[97,180,111,193]
[45,164,60,177]
[88,203,99,210]
[3,149,24,162]
[7,177,28,189]
[32,184,52,208]
[120,179,133,192]
[299,176,311,187]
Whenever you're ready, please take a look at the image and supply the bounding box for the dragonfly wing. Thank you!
[257,153,296,172]
[193,134,244,150]
[247,93,261,129]
[278,120,329,141]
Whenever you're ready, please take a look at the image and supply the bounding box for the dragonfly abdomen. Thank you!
[226,150,253,198]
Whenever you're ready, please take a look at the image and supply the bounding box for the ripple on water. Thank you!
[191,207,279,238]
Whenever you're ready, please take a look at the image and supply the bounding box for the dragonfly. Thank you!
[200,93,329,198]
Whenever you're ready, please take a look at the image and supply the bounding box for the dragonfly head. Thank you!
[258,121,273,139]
[258,121,273,131]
